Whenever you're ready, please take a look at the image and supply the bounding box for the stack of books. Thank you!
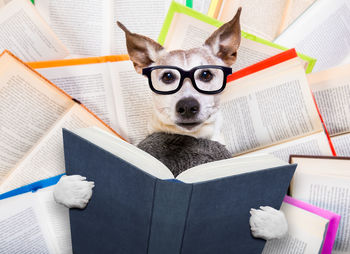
[0,0,349,253]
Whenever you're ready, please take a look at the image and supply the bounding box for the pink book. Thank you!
[284,195,341,254]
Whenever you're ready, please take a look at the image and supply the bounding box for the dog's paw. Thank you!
[53,175,94,209]
[249,206,288,240]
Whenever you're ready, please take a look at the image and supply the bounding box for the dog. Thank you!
[54,8,288,241]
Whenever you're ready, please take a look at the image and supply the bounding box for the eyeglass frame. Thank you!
[142,65,232,95]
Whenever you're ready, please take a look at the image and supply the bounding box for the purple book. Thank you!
[284,195,341,254]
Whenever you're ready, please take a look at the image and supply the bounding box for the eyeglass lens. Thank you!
[150,67,225,93]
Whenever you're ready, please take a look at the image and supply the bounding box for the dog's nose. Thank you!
[176,97,200,118]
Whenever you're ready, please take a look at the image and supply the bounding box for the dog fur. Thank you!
[54,8,288,241]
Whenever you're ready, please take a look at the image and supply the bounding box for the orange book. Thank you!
[28,54,153,145]
[221,48,335,160]
[0,50,123,194]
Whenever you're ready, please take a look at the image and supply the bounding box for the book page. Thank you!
[36,186,72,254]
[0,0,68,61]
[0,192,57,253]
[275,0,350,72]
[244,131,333,162]
[73,127,174,180]
[309,64,350,136]
[163,12,284,72]
[109,61,153,144]
[110,0,172,55]
[290,174,350,253]
[0,52,74,184]
[0,104,113,193]
[291,156,350,178]
[177,154,286,183]
[0,0,12,7]
[35,0,111,57]
[331,133,350,157]
[279,0,316,34]
[217,0,288,41]
[262,202,328,254]
[220,58,323,155]
[36,62,119,131]
[192,0,212,14]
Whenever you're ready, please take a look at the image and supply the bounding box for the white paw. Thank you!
[249,206,288,240]
[53,175,94,209]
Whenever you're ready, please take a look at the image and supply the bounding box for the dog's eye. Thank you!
[161,72,176,84]
[199,70,213,82]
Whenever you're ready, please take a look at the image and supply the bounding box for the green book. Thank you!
[158,1,316,73]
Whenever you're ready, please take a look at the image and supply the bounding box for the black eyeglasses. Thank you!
[142,65,232,95]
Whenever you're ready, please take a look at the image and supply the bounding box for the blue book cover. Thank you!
[63,129,296,254]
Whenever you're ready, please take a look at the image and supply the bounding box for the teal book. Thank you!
[63,127,296,254]
[158,1,316,73]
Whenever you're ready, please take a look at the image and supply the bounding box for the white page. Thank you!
[36,186,72,254]
[163,12,284,72]
[309,66,350,136]
[331,133,350,157]
[35,0,111,57]
[0,52,73,183]
[291,156,350,178]
[73,127,174,180]
[275,0,350,72]
[244,131,333,162]
[177,154,286,183]
[0,0,68,61]
[192,0,211,14]
[262,202,328,254]
[36,62,118,131]
[0,192,56,253]
[291,174,350,253]
[0,0,12,7]
[220,58,323,155]
[218,0,288,41]
[73,127,287,183]
[279,0,316,33]
[0,104,113,194]
[110,0,172,55]
[109,60,153,144]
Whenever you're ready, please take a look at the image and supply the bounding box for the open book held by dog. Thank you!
[54,8,289,241]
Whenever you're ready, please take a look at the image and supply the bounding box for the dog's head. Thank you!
[118,8,241,140]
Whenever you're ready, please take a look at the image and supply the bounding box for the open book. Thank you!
[63,126,296,254]
[34,0,186,57]
[29,56,151,145]
[308,63,350,156]
[263,196,340,254]
[290,155,350,254]
[0,0,68,61]
[219,49,334,161]
[207,0,316,41]
[0,175,71,254]
[30,49,334,161]
[0,50,119,194]
[159,1,316,73]
[274,0,350,72]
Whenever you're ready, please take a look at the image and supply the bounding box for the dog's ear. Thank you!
[117,21,164,73]
[204,7,241,66]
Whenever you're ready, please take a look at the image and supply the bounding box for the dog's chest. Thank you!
[137,132,232,177]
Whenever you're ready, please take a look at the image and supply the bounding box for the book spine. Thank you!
[147,179,193,254]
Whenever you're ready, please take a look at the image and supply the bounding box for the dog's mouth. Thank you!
[176,121,202,130]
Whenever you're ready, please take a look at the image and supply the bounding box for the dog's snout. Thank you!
[176,98,200,118]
